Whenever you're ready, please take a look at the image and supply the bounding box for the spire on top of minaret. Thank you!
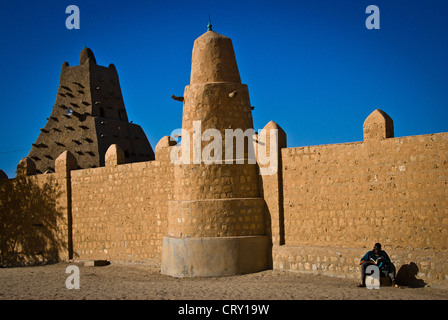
[190,27,241,84]
[207,15,212,31]
[79,47,97,65]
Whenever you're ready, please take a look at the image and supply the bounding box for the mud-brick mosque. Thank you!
[0,21,447,286]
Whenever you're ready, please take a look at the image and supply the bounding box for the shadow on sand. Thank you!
[396,262,427,288]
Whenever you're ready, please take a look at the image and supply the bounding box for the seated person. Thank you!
[358,243,399,288]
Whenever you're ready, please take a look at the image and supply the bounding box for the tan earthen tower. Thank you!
[161,29,269,277]
[27,48,154,173]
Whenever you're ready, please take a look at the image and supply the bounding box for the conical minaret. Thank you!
[27,48,154,173]
[161,27,269,277]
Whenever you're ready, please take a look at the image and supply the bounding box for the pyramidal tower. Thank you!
[161,25,269,277]
[27,47,154,174]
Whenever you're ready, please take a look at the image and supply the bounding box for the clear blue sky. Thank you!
[1,0,447,178]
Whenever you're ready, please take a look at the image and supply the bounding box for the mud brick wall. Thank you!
[275,131,448,283]
[0,155,73,265]
[70,138,174,265]
[2,107,447,284]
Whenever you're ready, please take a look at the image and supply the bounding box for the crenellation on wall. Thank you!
[0,170,8,180]
[105,144,125,167]
[363,109,394,141]
[257,121,287,247]
[16,157,37,176]
[55,150,78,174]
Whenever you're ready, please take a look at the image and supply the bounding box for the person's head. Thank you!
[373,243,382,254]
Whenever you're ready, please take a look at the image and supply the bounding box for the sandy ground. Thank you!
[0,262,447,301]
